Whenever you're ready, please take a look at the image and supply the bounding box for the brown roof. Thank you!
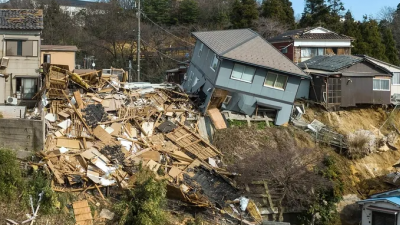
[0,9,43,30]
[193,29,308,78]
[41,45,78,52]
[268,27,353,43]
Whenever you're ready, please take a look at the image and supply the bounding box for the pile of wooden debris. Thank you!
[33,64,262,224]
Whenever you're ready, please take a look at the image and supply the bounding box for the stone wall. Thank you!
[0,118,43,152]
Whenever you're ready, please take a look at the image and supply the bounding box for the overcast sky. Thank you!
[291,0,400,20]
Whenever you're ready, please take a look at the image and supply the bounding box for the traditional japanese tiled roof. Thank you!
[299,55,363,72]
[0,9,43,30]
[192,29,309,78]
[268,27,353,43]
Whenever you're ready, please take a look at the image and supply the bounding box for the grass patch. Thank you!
[228,119,247,128]
[0,148,23,201]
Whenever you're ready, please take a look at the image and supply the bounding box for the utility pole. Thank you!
[137,0,141,82]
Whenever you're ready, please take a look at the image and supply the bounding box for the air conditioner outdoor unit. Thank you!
[6,96,17,105]
[0,57,9,68]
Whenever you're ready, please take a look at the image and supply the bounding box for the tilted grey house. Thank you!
[182,29,310,125]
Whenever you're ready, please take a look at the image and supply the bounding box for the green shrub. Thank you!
[114,167,167,225]
[23,171,59,215]
[0,148,23,201]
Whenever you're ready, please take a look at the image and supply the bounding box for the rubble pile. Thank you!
[35,64,262,224]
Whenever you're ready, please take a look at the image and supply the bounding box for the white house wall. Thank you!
[361,202,400,225]
[0,30,41,98]
[294,40,351,47]
[392,85,400,96]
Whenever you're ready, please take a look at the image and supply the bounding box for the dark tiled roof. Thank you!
[268,27,353,43]
[41,45,78,52]
[192,29,308,78]
[53,0,98,8]
[0,9,43,30]
[299,55,363,72]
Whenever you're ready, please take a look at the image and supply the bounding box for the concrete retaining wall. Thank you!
[0,118,43,151]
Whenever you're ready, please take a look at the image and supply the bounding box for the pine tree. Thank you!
[359,18,388,61]
[380,23,400,65]
[299,0,345,32]
[177,0,200,24]
[142,0,172,25]
[230,0,259,29]
[341,10,362,53]
[299,0,329,27]
[261,0,295,28]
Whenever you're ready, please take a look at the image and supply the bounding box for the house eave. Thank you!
[219,56,311,79]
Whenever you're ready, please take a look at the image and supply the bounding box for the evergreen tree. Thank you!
[230,0,259,29]
[299,0,345,32]
[176,0,200,24]
[380,23,400,65]
[41,0,75,45]
[359,18,388,61]
[341,10,362,53]
[299,0,329,27]
[142,0,172,25]
[261,0,295,28]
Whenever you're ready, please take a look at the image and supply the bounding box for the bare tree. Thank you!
[377,6,396,23]
[218,128,331,222]
[256,17,289,39]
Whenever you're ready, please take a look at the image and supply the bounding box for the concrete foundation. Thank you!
[0,118,43,151]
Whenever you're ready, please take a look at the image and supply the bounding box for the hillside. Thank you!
[213,105,400,224]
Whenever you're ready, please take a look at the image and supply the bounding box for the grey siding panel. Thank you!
[341,77,391,107]
[223,91,292,125]
[216,60,301,103]
[342,61,388,74]
[190,40,218,83]
[199,81,214,113]
[296,79,310,99]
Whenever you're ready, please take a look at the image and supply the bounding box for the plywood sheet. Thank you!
[73,91,84,109]
[207,108,227,129]
[56,139,80,149]
[93,125,112,143]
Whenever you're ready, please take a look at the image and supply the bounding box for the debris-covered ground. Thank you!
[17,64,262,224]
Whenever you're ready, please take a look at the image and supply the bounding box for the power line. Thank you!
[140,38,188,64]
[140,11,195,47]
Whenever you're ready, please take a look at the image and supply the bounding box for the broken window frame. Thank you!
[210,54,218,71]
[43,54,51,63]
[264,72,288,90]
[223,95,232,105]
[373,78,390,91]
[198,43,204,57]
[6,40,38,57]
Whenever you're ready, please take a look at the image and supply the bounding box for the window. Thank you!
[231,63,256,83]
[210,54,218,71]
[43,54,51,63]
[223,95,232,105]
[6,40,38,56]
[198,43,204,57]
[301,47,325,58]
[372,211,396,225]
[373,79,390,91]
[264,72,288,90]
[393,73,400,85]
[16,78,37,99]
[281,47,288,54]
